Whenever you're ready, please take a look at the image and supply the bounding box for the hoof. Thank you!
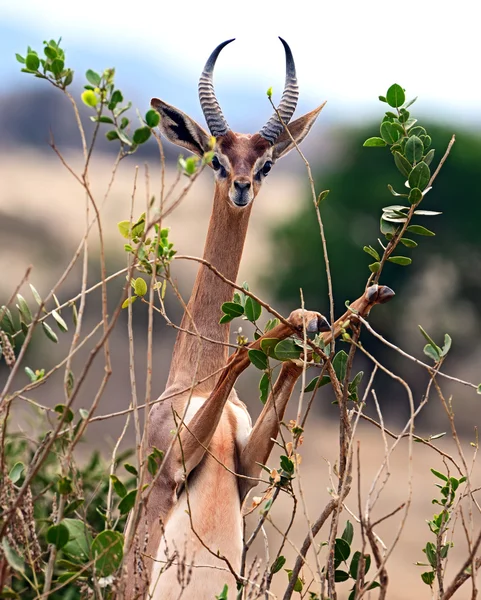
[307,314,331,333]
[366,284,395,305]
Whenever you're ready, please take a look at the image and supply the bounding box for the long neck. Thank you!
[167,187,253,393]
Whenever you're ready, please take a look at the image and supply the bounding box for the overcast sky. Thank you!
[1,0,479,125]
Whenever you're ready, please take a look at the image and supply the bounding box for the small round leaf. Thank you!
[386,84,405,108]
[91,530,124,577]
[47,523,69,550]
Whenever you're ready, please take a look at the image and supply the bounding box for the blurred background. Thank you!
[1,1,481,597]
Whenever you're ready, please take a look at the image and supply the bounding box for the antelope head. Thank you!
[152,38,323,208]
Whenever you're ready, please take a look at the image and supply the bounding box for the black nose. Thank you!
[234,181,251,192]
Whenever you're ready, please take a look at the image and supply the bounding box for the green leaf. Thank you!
[221,302,244,318]
[332,350,348,382]
[363,246,380,261]
[430,468,448,482]
[16,294,32,324]
[334,537,351,567]
[380,121,400,145]
[440,333,452,357]
[47,523,69,549]
[270,555,286,574]
[280,455,294,474]
[369,261,380,273]
[407,224,435,236]
[91,530,124,577]
[15,53,26,64]
[9,462,24,484]
[124,463,138,476]
[85,69,101,86]
[145,109,160,128]
[363,137,386,147]
[54,404,74,423]
[134,278,148,297]
[408,187,423,204]
[106,130,120,141]
[118,489,137,515]
[408,162,431,191]
[419,325,439,350]
[264,318,280,332]
[248,349,268,370]
[386,83,405,108]
[274,339,302,361]
[91,115,114,124]
[260,338,279,357]
[219,313,234,324]
[259,372,269,404]
[81,90,98,108]
[304,375,331,392]
[477,384,481,395]
[341,521,354,545]
[63,70,74,87]
[64,498,85,517]
[334,569,350,582]
[147,448,164,476]
[25,53,40,71]
[387,184,408,197]
[29,284,42,306]
[424,148,435,166]
[1,538,24,573]
[215,584,229,600]
[1,306,15,334]
[400,238,418,248]
[110,475,127,498]
[380,217,398,236]
[424,542,437,568]
[317,189,330,204]
[421,571,435,586]
[63,519,92,560]
[133,127,151,145]
[424,344,441,362]
[51,58,64,76]
[57,476,73,495]
[244,296,262,322]
[350,551,371,579]
[117,220,131,239]
[387,256,412,266]
[122,296,137,309]
[404,135,424,163]
[44,45,57,60]
[52,309,68,332]
[108,89,123,110]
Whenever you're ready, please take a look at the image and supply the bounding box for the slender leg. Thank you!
[238,284,395,498]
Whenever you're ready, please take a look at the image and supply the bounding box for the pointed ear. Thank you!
[151,98,211,157]
[271,104,325,160]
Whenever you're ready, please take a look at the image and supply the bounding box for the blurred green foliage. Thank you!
[268,123,481,320]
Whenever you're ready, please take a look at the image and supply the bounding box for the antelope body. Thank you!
[123,38,393,599]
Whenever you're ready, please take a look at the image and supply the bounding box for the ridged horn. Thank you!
[259,37,299,145]
[198,39,234,137]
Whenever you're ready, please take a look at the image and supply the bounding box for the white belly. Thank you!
[148,397,251,599]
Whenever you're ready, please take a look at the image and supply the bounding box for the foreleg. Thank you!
[238,284,394,498]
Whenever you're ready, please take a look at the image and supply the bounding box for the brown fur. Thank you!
[123,101,326,599]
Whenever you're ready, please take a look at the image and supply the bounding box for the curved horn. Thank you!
[259,37,299,145]
[198,39,234,137]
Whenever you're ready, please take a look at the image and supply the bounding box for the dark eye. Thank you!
[211,156,221,170]
[262,161,273,176]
